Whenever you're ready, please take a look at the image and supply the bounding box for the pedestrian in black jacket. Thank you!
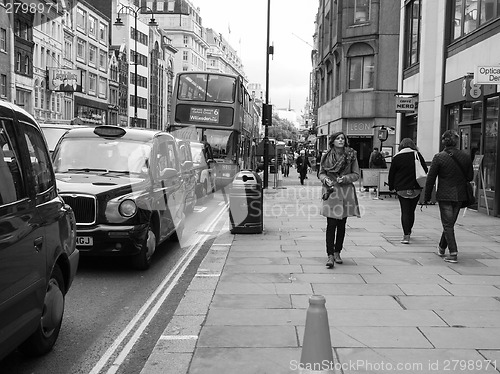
[424,130,473,263]
[388,138,428,244]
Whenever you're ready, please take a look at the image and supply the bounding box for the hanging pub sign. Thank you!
[394,94,418,113]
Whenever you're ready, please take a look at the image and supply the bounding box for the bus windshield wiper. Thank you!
[103,170,131,175]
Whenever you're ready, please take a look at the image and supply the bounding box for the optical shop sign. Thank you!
[475,66,500,84]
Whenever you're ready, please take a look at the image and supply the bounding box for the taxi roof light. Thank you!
[94,126,126,138]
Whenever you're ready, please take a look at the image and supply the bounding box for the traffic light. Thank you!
[262,104,272,126]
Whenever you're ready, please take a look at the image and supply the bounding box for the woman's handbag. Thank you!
[463,181,475,208]
[449,153,475,208]
[414,151,427,188]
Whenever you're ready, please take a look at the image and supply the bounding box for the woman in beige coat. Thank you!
[318,132,360,268]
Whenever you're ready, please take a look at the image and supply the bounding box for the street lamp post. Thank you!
[114,6,157,128]
[263,0,272,189]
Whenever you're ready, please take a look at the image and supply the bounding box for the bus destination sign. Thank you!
[189,107,219,123]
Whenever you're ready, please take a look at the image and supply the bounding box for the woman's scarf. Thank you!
[322,147,356,175]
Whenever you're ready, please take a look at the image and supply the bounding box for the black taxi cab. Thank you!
[52,125,186,270]
[0,101,78,359]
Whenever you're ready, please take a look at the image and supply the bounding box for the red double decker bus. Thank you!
[169,72,258,188]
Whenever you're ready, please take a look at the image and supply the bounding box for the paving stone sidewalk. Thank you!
[142,167,500,374]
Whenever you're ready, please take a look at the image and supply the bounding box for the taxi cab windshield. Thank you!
[53,137,152,174]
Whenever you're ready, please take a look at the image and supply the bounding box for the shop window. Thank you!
[483,96,498,191]
[462,100,482,121]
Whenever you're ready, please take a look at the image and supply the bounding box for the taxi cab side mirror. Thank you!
[159,167,178,179]
[181,160,193,171]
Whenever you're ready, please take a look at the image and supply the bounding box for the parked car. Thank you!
[40,123,85,155]
[0,101,79,360]
[189,141,216,198]
[175,138,197,214]
[52,125,186,270]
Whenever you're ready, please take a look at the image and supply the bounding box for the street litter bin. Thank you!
[229,170,263,234]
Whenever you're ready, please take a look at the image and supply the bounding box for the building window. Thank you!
[99,22,107,43]
[335,58,341,96]
[24,55,29,74]
[326,61,333,101]
[76,8,86,31]
[0,74,7,97]
[99,77,107,98]
[183,51,188,61]
[89,44,97,66]
[77,38,85,60]
[0,28,6,51]
[404,0,421,68]
[452,0,500,40]
[88,15,97,38]
[349,0,371,24]
[347,43,375,90]
[99,50,106,70]
[89,73,96,94]
[349,55,374,89]
[183,35,189,45]
[16,53,21,72]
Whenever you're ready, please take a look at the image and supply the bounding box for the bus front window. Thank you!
[178,74,208,101]
[206,75,235,103]
[204,129,236,161]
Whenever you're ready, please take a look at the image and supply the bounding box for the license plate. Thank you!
[222,173,231,177]
[76,236,93,246]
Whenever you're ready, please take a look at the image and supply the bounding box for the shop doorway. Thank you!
[349,137,372,169]
[458,123,480,160]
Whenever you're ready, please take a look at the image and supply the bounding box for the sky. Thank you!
[193,0,318,113]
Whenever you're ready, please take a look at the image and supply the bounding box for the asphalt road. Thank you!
[0,191,229,374]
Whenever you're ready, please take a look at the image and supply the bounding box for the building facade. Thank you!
[151,0,208,74]
[398,0,500,216]
[314,0,401,168]
[1,4,12,102]
[205,28,245,79]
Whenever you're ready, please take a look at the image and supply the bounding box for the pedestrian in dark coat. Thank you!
[318,132,360,268]
[388,138,428,244]
[424,130,473,263]
[296,150,311,185]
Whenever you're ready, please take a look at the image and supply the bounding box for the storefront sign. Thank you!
[346,119,374,136]
[395,96,417,113]
[475,66,500,84]
[48,68,82,92]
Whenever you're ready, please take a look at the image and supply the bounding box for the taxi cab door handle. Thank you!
[34,236,43,252]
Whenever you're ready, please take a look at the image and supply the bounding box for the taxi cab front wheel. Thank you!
[132,226,156,270]
[19,265,65,356]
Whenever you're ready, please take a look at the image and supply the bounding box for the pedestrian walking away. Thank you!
[282,152,290,177]
[296,150,311,185]
[369,147,387,169]
[424,130,473,263]
[318,132,360,268]
[388,138,428,244]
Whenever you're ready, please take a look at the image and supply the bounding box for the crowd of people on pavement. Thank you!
[265,128,474,267]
